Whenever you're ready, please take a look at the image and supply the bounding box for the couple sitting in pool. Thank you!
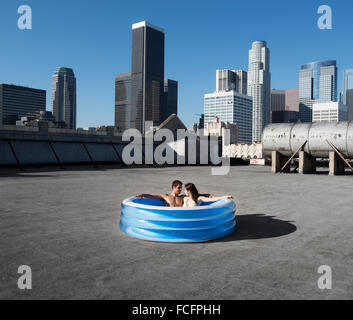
[136,180,233,207]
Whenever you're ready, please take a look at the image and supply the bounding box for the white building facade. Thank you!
[312,102,347,122]
[203,116,238,144]
[204,90,253,144]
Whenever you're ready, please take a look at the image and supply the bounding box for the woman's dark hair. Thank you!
[185,183,199,203]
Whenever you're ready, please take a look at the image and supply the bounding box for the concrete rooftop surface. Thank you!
[0,164,352,300]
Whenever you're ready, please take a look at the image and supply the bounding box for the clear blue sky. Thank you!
[0,0,352,128]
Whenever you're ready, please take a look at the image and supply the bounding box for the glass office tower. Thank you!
[51,67,77,129]
[131,21,165,133]
[115,72,132,132]
[299,60,337,122]
[0,84,46,125]
[162,79,178,123]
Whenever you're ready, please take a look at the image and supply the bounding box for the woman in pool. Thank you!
[183,183,234,207]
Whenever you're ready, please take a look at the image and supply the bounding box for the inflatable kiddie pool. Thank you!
[120,197,236,242]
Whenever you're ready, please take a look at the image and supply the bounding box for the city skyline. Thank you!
[0,0,352,128]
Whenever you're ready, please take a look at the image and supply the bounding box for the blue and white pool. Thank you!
[120,197,236,242]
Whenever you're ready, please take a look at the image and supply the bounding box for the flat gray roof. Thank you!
[0,165,352,299]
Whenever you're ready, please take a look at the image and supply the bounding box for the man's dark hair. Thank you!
[172,180,183,189]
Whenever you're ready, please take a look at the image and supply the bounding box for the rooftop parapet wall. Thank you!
[0,125,39,132]
[0,125,124,143]
[0,126,225,167]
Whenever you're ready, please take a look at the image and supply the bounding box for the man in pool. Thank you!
[136,180,213,207]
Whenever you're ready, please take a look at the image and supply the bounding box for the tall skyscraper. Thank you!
[51,67,77,129]
[299,60,337,122]
[343,69,353,120]
[0,84,46,125]
[247,41,271,143]
[131,21,165,133]
[216,69,247,94]
[115,72,132,132]
[162,79,178,123]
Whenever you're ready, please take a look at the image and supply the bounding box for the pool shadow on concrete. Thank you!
[213,214,297,242]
